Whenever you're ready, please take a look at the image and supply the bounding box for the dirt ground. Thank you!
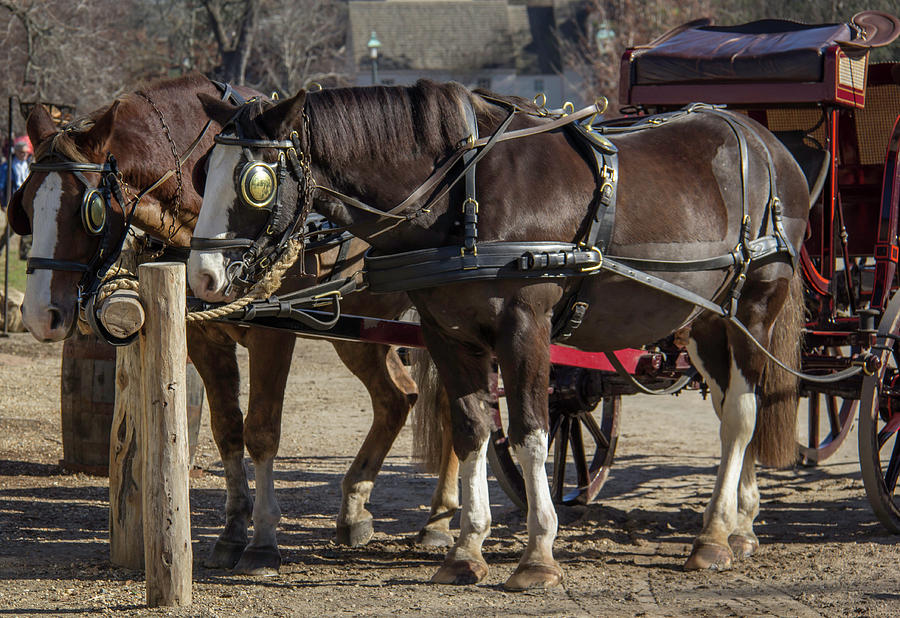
[1,331,899,617]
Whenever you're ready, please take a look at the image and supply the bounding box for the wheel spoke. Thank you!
[551,416,570,503]
[808,396,821,449]
[570,418,589,489]
[826,396,842,436]
[582,411,610,450]
[548,408,565,447]
[878,427,894,450]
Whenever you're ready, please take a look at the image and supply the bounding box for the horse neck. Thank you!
[311,155,454,253]
[130,195,198,247]
[110,87,215,248]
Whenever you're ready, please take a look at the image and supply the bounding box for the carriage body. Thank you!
[620,19,900,530]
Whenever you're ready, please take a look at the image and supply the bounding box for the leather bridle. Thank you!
[24,80,247,316]
[27,154,135,305]
[189,120,316,294]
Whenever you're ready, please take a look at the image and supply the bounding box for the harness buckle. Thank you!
[601,165,616,183]
[462,197,479,214]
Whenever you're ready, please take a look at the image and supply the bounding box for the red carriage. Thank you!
[618,12,900,530]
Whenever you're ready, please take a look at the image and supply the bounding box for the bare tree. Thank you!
[559,0,717,112]
[252,0,348,95]
[201,0,259,85]
[0,0,142,112]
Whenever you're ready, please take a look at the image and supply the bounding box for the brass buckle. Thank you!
[462,197,479,213]
[601,165,616,183]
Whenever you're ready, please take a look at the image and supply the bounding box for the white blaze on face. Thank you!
[187,143,242,301]
[20,173,62,339]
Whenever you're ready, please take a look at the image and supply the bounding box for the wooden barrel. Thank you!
[60,331,204,475]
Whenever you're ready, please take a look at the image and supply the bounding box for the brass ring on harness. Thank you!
[562,102,575,115]
[580,246,604,273]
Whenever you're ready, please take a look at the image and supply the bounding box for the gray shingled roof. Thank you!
[349,1,561,72]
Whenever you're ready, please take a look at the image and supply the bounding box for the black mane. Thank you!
[242,80,475,166]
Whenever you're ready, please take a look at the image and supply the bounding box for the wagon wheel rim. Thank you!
[488,390,620,511]
[799,394,857,466]
[859,292,900,533]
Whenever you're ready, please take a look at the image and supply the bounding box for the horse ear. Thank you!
[82,100,121,154]
[26,104,58,148]
[7,186,31,236]
[257,90,307,140]
[198,93,237,127]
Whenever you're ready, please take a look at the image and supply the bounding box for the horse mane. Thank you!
[33,116,97,165]
[237,80,474,166]
[34,72,215,167]
[308,80,474,164]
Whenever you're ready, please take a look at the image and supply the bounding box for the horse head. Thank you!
[189,91,308,302]
[15,101,129,341]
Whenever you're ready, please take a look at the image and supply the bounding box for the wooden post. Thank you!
[139,262,192,607]
[109,340,144,569]
[109,243,143,569]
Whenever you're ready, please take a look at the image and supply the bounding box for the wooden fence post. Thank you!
[139,262,192,607]
[108,340,144,569]
[109,241,143,570]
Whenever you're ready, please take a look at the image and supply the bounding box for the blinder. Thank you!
[81,188,108,235]
[239,159,278,209]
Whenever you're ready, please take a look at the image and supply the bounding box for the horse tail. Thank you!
[749,269,804,468]
[410,347,448,473]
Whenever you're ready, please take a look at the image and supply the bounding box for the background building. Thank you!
[348,0,586,106]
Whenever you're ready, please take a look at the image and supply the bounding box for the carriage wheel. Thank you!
[798,394,857,466]
[487,369,620,512]
[859,293,900,533]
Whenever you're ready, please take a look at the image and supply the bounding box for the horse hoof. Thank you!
[431,559,488,585]
[204,539,247,569]
[728,533,759,559]
[234,546,281,576]
[683,541,733,571]
[415,528,454,547]
[335,517,374,547]
[504,562,564,591]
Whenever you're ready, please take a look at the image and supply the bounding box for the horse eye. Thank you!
[240,162,277,208]
[82,190,107,235]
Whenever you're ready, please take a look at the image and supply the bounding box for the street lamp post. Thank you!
[367,30,381,85]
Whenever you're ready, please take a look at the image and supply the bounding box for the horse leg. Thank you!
[331,341,431,546]
[186,325,250,569]
[495,305,562,591]
[684,319,762,571]
[423,333,493,585]
[233,329,296,575]
[729,454,760,558]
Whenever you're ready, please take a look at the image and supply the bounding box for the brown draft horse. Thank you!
[190,81,808,590]
[6,74,459,575]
